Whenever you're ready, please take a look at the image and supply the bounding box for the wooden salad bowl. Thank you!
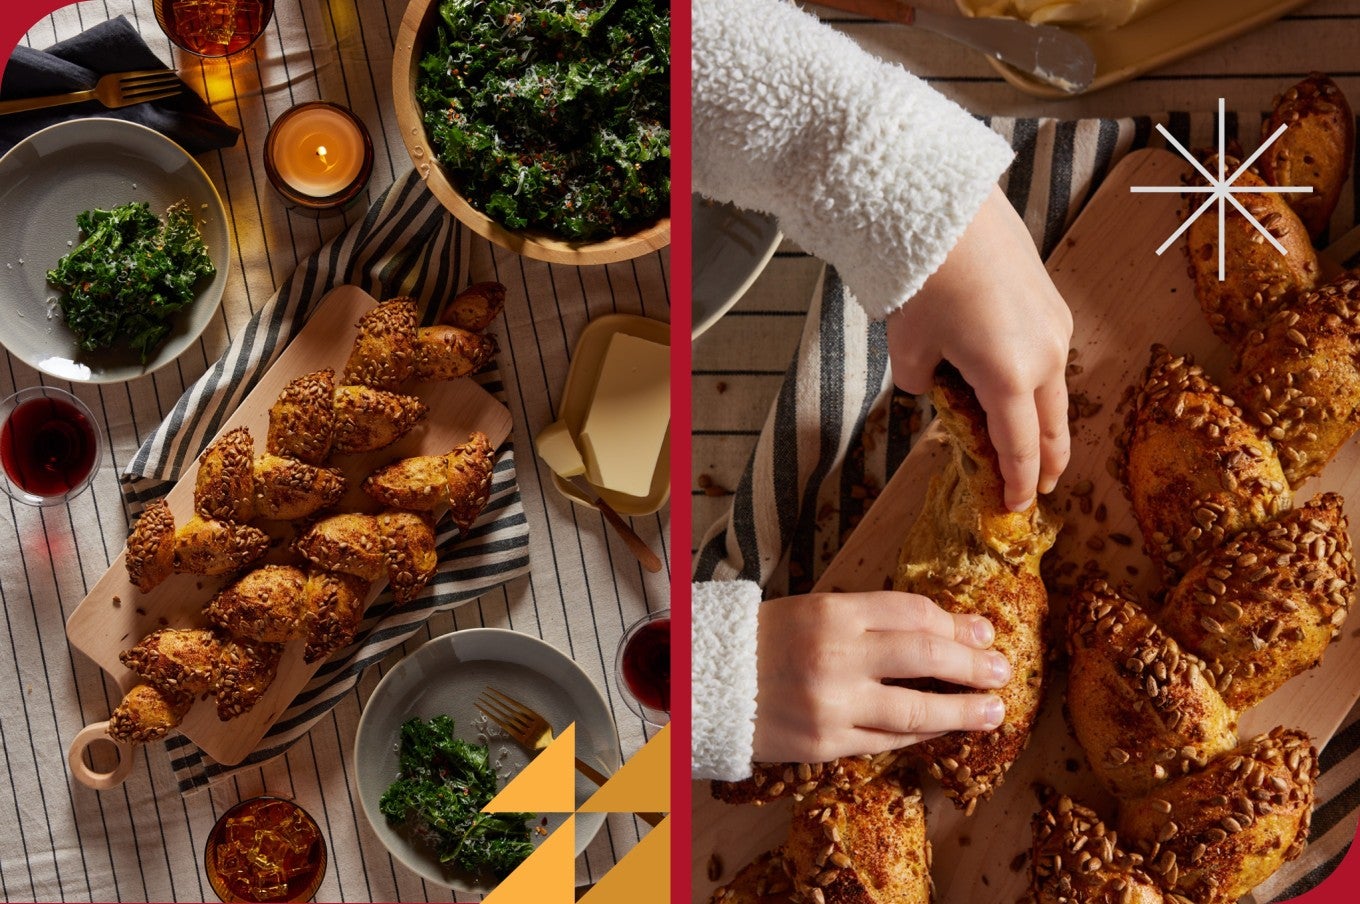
[392,0,671,266]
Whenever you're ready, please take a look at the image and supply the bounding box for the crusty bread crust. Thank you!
[1118,346,1292,581]
[1259,73,1355,240]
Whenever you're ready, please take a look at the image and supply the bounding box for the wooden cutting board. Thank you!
[691,149,1360,903]
[66,284,513,768]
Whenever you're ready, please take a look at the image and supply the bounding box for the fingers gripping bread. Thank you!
[897,364,1059,811]
[713,365,1057,900]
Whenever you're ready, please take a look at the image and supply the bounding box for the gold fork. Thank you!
[0,70,185,116]
[476,686,665,828]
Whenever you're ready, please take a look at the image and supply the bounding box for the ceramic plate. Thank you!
[955,0,1312,98]
[0,118,230,382]
[354,628,620,894]
[691,195,781,339]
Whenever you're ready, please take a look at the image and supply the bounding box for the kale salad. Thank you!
[47,201,215,364]
[379,715,535,879]
[416,0,670,240]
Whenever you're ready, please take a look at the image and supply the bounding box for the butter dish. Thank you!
[955,0,1309,98]
[545,314,671,516]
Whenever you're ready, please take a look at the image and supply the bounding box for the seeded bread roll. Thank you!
[267,369,335,465]
[360,431,497,532]
[1027,793,1172,904]
[361,453,449,511]
[1259,73,1355,240]
[295,513,386,581]
[119,627,223,697]
[252,454,346,521]
[342,299,417,391]
[711,752,902,807]
[193,426,256,523]
[440,281,506,332]
[709,850,793,904]
[108,683,193,744]
[378,509,438,603]
[1118,346,1292,580]
[896,364,1059,812]
[1229,272,1360,486]
[203,564,310,644]
[126,498,176,592]
[212,636,283,720]
[411,325,498,383]
[330,384,428,454]
[1157,494,1354,711]
[1117,728,1317,904]
[1184,158,1319,345]
[784,768,931,904]
[1066,580,1238,801]
[172,515,270,576]
[301,569,370,664]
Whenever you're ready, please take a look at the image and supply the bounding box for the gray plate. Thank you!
[353,628,620,895]
[0,118,231,383]
[691,194,781,339]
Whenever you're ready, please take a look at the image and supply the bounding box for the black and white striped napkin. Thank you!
[121,170,532,792]
[693,112,1360,901]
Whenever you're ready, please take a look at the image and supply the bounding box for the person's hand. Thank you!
[887,185,1074,512]
[751,591,1010,764]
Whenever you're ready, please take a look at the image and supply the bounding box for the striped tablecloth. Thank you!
[692,1,1360,900]
[1,2,670,901]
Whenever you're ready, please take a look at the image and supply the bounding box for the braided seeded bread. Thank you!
[1030,75,1355,904]
[714,366,1058,901]
[1035,347,1342,903]
[111,287,505,744]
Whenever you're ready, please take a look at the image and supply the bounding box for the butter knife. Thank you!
[815,0,1097,94]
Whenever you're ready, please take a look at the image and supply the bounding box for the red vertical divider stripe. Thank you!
[668,0,693,901]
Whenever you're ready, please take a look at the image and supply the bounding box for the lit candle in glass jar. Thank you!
[264,102,373,214]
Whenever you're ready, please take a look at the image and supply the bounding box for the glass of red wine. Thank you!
[615,608,670,727]
[0,386,102,507]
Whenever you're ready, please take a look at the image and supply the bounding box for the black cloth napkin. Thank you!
[0,16,239,156]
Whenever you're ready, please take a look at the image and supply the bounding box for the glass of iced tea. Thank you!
[615,608,670,727]
[204,796,327,903]
[154,0,275,58]
[0,386,101,507]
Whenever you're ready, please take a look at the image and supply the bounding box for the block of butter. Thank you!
[579,332,670,498]
[535,420,587,478]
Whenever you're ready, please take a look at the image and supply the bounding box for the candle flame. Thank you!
[316,145,329,166]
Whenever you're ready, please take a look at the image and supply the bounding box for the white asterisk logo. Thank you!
[1130,98,1312,281]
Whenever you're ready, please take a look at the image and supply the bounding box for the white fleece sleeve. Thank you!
[691,579,762,781]
[692,0,1015,321]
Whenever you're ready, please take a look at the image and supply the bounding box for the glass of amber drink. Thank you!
[204,796,326,903]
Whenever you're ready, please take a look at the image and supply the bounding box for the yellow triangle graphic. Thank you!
[482,813,576,904]
[580,723,671,813]
[578,816,669,904]
[484,723,577,814]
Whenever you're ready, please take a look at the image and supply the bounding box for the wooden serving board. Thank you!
[692,149,1360,903]
[66,284,513,767]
